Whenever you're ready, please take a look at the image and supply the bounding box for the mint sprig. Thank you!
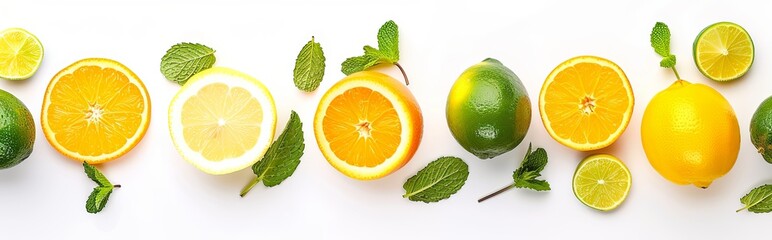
[479,143,550,203]
[240,111,305,197]
[341,20,409,85]
[83,162,120,214]
[293,37,326,92]
[650,22,681,80]
[160,42,216,85]
[403,156,469,203]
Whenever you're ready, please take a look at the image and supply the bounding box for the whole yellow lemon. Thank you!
[641,80,740,188]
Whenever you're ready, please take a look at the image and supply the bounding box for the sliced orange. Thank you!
[41,58,150,164]
[314,71,423,180]
[539,56,634,151]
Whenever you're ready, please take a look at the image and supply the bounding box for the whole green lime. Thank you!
[446,58,531,159]
[0,89,35,169]
[750,96,772,164]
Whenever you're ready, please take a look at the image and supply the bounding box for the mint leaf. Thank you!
[293,37,326,92]
[340,20,409,85]
[160,42,216,85]
[240,111,305,197]
[512,144,550,191]
[83,162,119,214]
[341,55,380,75]
[660,55,676,68]
[650,22,671,58]
[377,20,399,62]
[403,156,469,203]
[84,161,111,187]
[479,143,550,202]
[649,22,681,80]
[737,184,772,213]
[86,187,113,214]
[364,45,390,61]
[514,178,550,191]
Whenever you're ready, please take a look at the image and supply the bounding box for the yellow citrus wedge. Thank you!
[539,56,634,151]
[41,58,150,164]
[168,67,277,175]
[314,71,423,180]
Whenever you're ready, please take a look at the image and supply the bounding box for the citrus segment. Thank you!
[693,22,754,81]
[169,67,276,175]
[0,28,44,80]
[41,58,150,164]
[539,56,633,151]
[314,71,422,180]
[324,87,401,167]
[572,154,631,211]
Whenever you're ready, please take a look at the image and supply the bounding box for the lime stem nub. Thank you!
[113,184,121,188]
[394,62,409,86]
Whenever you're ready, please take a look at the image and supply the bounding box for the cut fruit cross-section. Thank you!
[314,71,423,180]
[168,67,277,175]
[539,56,634,151]
[693,22,754,81]
[0,28,44,80]
[573,154,632,211]
[41,58,150,164]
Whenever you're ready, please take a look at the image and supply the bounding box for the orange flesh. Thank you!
[46,66,144,156]
[322,87,402,167]
[543,62,629,145]
[181,83,263,161]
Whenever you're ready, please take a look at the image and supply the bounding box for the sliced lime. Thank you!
[572,154,631,211]
[0,28,44,80]
[693,22,754,81]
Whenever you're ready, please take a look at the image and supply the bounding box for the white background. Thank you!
[1,0,769,239]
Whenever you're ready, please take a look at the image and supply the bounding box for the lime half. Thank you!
[693,22,754,81]
[572,154,631,211]
[0,28,44,80]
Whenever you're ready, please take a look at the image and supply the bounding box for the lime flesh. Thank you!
[0,28,44,80]
[572,154,631,211]
[693,22,753,81]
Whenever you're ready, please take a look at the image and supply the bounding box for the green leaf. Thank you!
[253,111,305,186]
[293,37,326,92]
[83,161,111,187]
[240,111,305,197]
[377,20,399,62]
[514,178,550,191]
[403,156,469,203]
[479,143,551,203]
[659,55,676,68]
[341,54,381,75]
[737,184,772,213]
[86,187,113,214]
[160,42,216,85]
[82,162,118,214]
[650,22,671,58]
[340,20,405,78]
[363,45,392,63]
[512,144,551,191]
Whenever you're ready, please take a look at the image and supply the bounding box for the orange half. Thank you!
[41,58,150,164]
[314,71,423,180]
[539,56,633,151]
